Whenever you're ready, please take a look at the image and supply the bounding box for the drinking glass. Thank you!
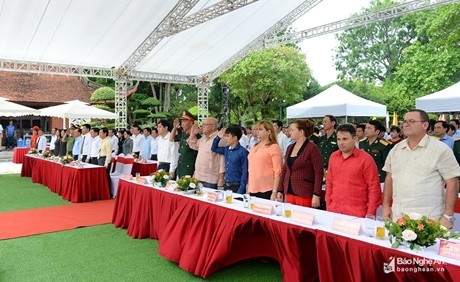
[376,216,386,239]
[283,203,292,218]
[135,172,140,181]
[365,215,375,237]
[225,190,233,203]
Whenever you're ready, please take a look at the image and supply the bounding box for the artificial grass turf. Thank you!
[0,224,282,281]
[0,174,70,213]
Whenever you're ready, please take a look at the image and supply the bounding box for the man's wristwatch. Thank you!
[443,214,456,223]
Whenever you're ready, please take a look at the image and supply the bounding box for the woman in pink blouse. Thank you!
[248,121,283,200]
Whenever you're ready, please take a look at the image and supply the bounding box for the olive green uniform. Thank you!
[317,132,338,169]
[66,136,75,154]
[310,133,320,145]
[174,131,199,178]
[359,137,392,183]
[453,138,460,166]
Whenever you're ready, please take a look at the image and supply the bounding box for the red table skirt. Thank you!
[316,230,460,282]
[21,155,110,203]
[13,147,30,164]
[456,198,460,214]
[112,180,318,281]
[131,162,158,176]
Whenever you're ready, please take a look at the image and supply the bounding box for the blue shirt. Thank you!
[72,136,82,156]
[440,134,454,150]
[6,125,15,137]
[453,130,460,139]
[211,136,249,194]
[140,135,152,160]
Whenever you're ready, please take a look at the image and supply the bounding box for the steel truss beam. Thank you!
[121,0,259,75]
[264,0,460,47]
[206,0,323,81]
[115,79,129,130]
[197,83,210,124]
[0,59,115,79]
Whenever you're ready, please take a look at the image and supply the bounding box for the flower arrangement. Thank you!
[176,175,199,192]
[28,148,38,154]
[151,170,170,187]
[385,212,460,251]
[61,155,74,165]
[42,151,52,158]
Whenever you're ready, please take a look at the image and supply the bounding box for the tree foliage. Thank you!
[219,46,311,121]
[91,87,115,101]
[334,0,417,82]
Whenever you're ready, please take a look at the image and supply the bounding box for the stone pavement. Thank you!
[0,147,22,174]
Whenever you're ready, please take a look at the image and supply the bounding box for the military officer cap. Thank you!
[179,110,197,122]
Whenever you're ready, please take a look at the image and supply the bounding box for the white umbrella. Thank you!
[39,99,117,127]
[0,97,40,117]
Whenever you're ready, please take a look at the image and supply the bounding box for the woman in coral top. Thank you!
[248,121,283,200]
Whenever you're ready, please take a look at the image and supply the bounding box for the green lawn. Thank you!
[0,174,70,212]
[0,224,282,281]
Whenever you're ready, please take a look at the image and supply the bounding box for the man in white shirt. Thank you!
[272,120,289,156]
[109,129,118,155]
[239,126,249,149]
[131,125,144,156]
[157,120,178,173]
[81,124,93,163]
[36,129,47,153]
[150,127,159,161]
[89,128,101,165]
[49,128,57,153]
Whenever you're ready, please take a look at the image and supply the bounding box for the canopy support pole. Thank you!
[115,79,129,130]
[197,83,210,125]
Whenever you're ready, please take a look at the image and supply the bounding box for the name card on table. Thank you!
[331,218,361,236]
[291,211,314,226]
[252,203,273,215]
[124,174,133,180]
[165,182,177,192]
[438,240,460,260]
[204,192,218,202]
[136,178,146,184]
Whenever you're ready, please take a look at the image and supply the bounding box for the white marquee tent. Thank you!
[0,97,40,117]
[39,100,118,128]
[286,85,387,119]
[0,0,309,77]
[415,82,460,113]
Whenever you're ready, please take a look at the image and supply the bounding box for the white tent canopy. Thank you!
[286,85,387,118]
[415,82,460,113]
[39,100,117,128]
[0,97,40,117]
[0,0,307,77]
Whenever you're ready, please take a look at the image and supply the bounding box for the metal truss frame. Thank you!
[264,0,460,47]
[219,84,230,128]
[115,79,129,130]
[206,0,323,81]
[197,83,210,124]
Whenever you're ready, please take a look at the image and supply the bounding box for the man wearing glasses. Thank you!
[382,109,460,229]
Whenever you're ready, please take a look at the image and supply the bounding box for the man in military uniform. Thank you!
[359,120,392,183]
[310,126,320,144]
[453,137,460,165]
[170,110,200,179]
[317,115,339,169]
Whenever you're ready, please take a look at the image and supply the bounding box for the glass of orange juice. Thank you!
[376,216,386,239]
[225,190,233,204]
[283,203,292,217]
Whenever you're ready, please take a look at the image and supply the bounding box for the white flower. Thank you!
[402,229,417,241]
[163,175,170,180]
[185,175,191,178]
[189,183,196,189]
[408,212,423,220]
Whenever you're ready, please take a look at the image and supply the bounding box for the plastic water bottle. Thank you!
[17,138,24,147]
[25,138,30,148]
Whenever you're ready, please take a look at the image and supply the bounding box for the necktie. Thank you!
[81,136,85,154]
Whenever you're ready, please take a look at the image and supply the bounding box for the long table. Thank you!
[13,147,30,164]
[112,179,460,281]
[21,154,110,203]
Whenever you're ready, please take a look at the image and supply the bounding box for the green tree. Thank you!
[219,46,311,121]
[334,0,417,82]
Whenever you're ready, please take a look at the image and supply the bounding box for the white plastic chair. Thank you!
[110,154,134,197]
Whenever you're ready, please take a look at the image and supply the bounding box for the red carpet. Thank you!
[0,200,115,240]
